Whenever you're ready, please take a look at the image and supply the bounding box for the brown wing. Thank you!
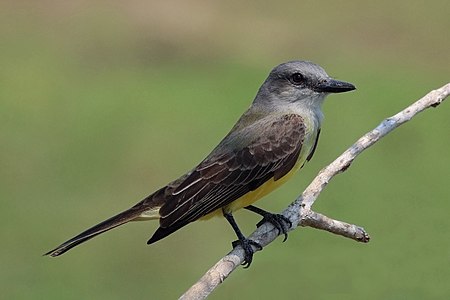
[147,114,306,244]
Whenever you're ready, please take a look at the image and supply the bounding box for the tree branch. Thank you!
[300,210,370,242]
[180,83,450,300]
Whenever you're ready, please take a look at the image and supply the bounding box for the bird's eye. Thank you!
[290,72,305,85]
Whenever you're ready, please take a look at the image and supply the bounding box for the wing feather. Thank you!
[154,114,308,238]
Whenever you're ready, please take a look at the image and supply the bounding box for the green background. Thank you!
[1,1,449,299]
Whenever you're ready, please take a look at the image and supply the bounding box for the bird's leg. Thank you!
[223,210,262,268]
[244,205,292,242]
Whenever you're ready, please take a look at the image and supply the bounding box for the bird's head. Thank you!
[254,61,356,108]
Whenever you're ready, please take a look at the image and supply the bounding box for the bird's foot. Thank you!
[232,238,262,268]
[256,213,292,242]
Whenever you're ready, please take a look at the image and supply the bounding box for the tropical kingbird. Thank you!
[45,61,355,267]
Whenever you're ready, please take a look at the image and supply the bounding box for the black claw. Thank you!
[256,213,292,242]
[232,238,262,268]
[244,206,292,242]
[223,210,263,268]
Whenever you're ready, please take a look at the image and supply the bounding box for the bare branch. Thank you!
[300,210,370,243]
[180,83,450,300]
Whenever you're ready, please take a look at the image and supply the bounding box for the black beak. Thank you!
[315,78,356,93]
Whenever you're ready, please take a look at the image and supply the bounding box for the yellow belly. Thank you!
[136,155,305,222]
[200,156,305,220]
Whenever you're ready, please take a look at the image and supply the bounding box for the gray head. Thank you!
[254,61,355,107]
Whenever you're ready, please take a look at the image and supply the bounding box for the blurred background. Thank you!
[1,0,449,299]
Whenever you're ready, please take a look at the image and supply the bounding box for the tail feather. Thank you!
[44,207,144,257]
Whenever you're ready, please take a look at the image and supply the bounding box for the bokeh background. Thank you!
[1,1,449,299]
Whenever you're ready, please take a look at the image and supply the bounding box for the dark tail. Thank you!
[44,207,146,257]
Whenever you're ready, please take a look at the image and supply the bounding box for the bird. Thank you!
[45,61,355,267]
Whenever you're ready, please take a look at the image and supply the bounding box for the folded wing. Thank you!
[148,114,307,243]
